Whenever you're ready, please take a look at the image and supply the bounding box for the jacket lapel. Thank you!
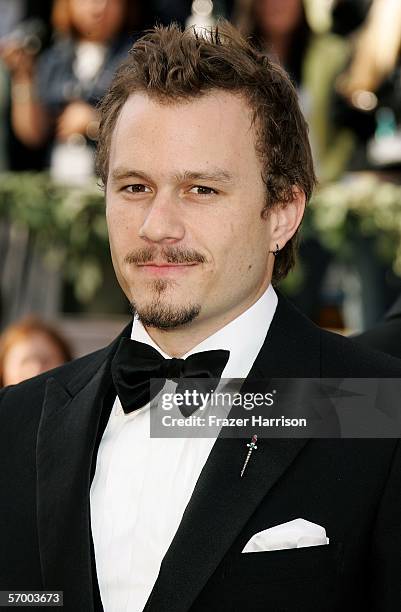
[144,294,322,612]
[36,323,131,610]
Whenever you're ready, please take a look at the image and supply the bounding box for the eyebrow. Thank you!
[110,167,234,185]
[174,169,234,184]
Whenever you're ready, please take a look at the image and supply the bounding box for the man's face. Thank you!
[106,91,275,331]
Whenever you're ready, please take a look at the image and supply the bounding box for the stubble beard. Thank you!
[130,278,201,330]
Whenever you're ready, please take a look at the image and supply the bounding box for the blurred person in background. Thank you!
[346,2,401,354]
[234,0,355,323]
[0,58,7,172]
[0,0,149,184]
[335,0,401,172]
[234,0,354,182]
[0,315,72,387]
[332,0,401,325]
[0,1,27,171]
[0,0,52,171]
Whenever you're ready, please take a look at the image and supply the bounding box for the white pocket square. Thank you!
[242,518,329,553]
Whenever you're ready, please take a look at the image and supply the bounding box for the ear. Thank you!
[266,187,306,253]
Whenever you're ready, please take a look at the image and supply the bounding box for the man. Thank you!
[1,22,401,612]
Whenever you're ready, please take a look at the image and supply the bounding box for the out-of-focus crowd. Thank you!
[2,0,401,385]
[0,0,189,177]
[1,0,400,181]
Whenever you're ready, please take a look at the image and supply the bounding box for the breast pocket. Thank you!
[241,543,342,577]
[223,543,344,611]
[235,542,343,583]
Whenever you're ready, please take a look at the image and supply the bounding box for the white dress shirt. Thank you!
[90,285,278,612]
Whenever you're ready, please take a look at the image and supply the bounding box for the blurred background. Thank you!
[1,0,401,380]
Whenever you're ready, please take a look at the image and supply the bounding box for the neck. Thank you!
[145,313,236,358]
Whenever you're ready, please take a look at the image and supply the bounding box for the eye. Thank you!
[188,185,218,196]
[124,184,152,194]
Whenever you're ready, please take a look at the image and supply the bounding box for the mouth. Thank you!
[136,263,199,276]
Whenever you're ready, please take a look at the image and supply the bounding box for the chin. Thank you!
[129,295,201,330]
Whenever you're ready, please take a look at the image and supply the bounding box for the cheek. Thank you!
[210,229,253,277]
[228,214,266,256]
[106,204,137,250]
[224,221,268,278]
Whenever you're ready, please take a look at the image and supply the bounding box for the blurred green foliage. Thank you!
[0,172,107,302]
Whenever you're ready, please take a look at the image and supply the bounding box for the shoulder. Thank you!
[353,317,401,361]
[320,327,401,376]
[0,345,110,424]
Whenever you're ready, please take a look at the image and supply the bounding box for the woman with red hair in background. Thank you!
[0,316,73,387]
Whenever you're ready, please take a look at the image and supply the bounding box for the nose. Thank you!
[139,193,186,244]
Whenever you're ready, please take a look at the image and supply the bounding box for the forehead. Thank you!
[107,90,261,180]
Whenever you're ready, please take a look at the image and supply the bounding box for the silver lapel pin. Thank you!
[240,434,258,478]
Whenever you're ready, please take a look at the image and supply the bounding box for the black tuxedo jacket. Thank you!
[1,294,401,612]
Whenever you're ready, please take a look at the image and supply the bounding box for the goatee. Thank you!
[130,297,201,329]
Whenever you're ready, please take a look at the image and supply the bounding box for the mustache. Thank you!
[124,246,207,265]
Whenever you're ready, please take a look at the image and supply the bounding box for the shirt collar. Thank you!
[131,284,278,379]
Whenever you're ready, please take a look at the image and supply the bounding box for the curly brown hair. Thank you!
[95,21,316,282]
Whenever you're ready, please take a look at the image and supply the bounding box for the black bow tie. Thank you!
[111,337,230,415]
